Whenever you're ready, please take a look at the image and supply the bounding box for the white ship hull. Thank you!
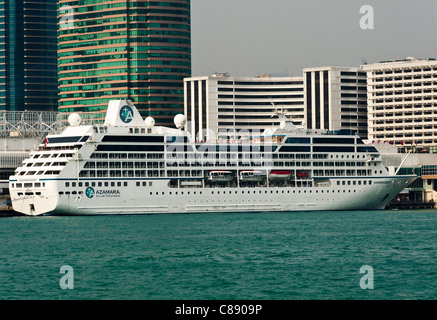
[10,176,416,216]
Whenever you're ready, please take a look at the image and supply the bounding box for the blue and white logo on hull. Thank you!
[119,105,134,123]
[85,187,95,198]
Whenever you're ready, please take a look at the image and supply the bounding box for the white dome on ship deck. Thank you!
[174,114,186,129]
[145,116,155,128]
[68,113,82,126]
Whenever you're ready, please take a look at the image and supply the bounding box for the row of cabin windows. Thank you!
[337,180,373,186]
[145,189,359,196]
[12,182,46,188]
[31,153,74,159]
[79,170,202,178]
[89,152,370,160]
[313,170,371,176]
[15,170,61,176]
[65,181,128,188]
[90,153,163,159]
[25,162,67,167]
[82,160,370,169]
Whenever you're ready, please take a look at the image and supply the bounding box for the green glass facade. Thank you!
[0,0,58,111]
[58,0,191,126]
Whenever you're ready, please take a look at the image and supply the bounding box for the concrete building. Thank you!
[0,0,58,111]
[57,0,191,127]
[303,66,368,139]
[362,57,437,149]
[184,74,305,140]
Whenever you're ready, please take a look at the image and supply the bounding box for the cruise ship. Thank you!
[9,100,416,216]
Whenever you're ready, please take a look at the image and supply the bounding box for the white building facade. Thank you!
[362,57,437,150]
[303,66,368,139]
[184,74,305,140]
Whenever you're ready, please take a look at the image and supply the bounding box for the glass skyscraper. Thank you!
[0,0,58,111]
[57,0,191,126]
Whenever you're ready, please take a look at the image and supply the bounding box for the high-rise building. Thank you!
[362,57,437,149]
[184,74,305,141]
[57,0,191,126]
[0,0,58,111]
[303,66,368,139]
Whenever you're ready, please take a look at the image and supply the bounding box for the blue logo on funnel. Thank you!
[120,105,133,123]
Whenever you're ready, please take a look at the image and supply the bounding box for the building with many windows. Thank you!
[0,0,58,111]
[362,57,437,149]
[184,74,305,141]
[57,0,191,126]
[303,66,368,139]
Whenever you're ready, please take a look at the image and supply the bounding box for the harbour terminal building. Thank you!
[362,57,437,206]
[303,66,368,139]
[184,67,368,142]
[362,57,437,149]
[184,74,305,141]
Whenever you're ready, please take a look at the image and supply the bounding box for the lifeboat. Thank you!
[207,170,235,182]
[268,170,292,180]
[239,170,265,182]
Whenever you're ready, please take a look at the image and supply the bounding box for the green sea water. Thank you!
[0,209,436,300]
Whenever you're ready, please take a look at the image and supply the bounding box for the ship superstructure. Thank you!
[9,100,416,216]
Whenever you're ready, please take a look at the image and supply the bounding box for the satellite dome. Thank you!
[68,113,82,126]
[144,116,155,128]
[174,114,186,129]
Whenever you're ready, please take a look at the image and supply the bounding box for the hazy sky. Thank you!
[191,0,437,77]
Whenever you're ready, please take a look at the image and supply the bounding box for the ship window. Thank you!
[285,137,311,144]
[136,182,140,187]
[117,182,121,187]
[65,182,69,187]
[313,138,354,144]
[111,182,115,187]
[47,136,83,144]
[124,182,128,187]
[104,182,109,187]
[98,182,102,187]
[85,182,89,187]
[24,183,32,188]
